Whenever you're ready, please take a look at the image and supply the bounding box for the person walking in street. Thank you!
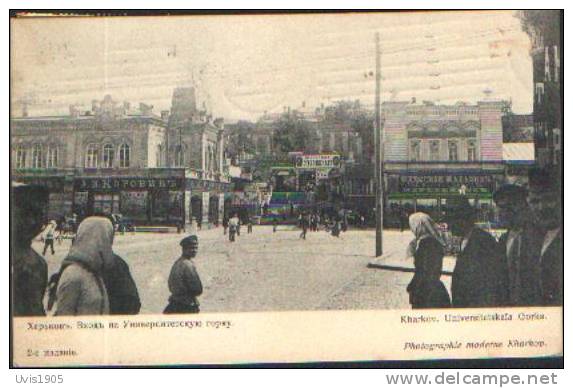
[331,218,341,238]
[406,213,451,309]
[272,218,278,233]
[247,217,253,234]
[299,214,309,240]
[52,217,115,316]
[164,235,203,314]
[223,215,229,235]
[449,198,505,308]
[42,220,57,256]
[493,184,532,306]
[525,167,563,306]
[228,214,239,242]
[12,183,50,317]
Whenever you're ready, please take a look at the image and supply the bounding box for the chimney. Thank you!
[161,110,170,121]
[69,104,79,118]
[139,103,153,116]
[92,99,100,114]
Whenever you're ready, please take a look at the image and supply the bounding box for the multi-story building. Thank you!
[380,101,506,225]
[11,90,231,227]
[520,10,562,168]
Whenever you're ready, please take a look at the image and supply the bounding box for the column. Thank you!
[184,189,192,226]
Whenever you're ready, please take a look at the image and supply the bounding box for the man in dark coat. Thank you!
[526,167,562,306]
[449,197,506,308]
[164,235,203,314]
[12,183,50,317]
[103,255,141,315]
[493,184,537,306]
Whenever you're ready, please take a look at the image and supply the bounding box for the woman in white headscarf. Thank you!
[51,216,140,316]
[406,213,450,309]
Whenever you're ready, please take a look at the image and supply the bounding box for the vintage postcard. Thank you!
[10,10,563,366]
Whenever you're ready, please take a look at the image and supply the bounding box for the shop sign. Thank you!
[395,173,497,194]
[15,176,66,192]
[295,154,341,169]
[74,177,183,191]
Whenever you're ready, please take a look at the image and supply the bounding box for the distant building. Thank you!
[502,114,534,143]
[379,101,506,226]
[11,92,231,226]
[520,10,562,168]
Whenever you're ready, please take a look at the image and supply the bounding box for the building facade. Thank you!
[11,92,231,227]
[380,101,506,226]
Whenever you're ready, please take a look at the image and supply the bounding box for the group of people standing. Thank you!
[223,214,253,242]
[12,183,204,317]
[406,167,562,309]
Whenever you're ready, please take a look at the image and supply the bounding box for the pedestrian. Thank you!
[525,167,562,306]
[223,216,229,235]
[51,217,115,316]
[12,183,50,317]
[42,220,57,255]
[228,214,239,242]
[331,219,341,238]
[493,184,532,306]
[164,235,203,314]
[299,214,309,240]
[406,213,451,309]
[272,218,278,233]
[247,218,253,234]
[449,198,506,308]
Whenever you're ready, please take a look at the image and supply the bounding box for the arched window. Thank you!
[174,144,185,167]
[103,144,114,168]
[32,144,44,169]
[119,143,130,168]
[156,144,163,167]
[85,144,99,168]
[448,140,458,161]
[15,145,27,169]
[410,139,421,161]
[46,145,58,168]
[467,139,477,161]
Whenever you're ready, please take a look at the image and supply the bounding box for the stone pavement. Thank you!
[32,226,454,314]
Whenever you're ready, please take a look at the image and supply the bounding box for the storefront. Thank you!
[73,175,185,225]
[385,169,505,227]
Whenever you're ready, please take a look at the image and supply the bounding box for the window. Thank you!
[16,146,27,169]
[119,143,130,168]
[410,140,421,161]
[535,82,545,104]
[85,144,99,168]
[321,133,331,152]
[46,145,58,168]
[174,144,185,167]
[429,140,440,161]
[32,144,44,168]
[103,144,114,168]
[467,139,477,161]
[156,144,163,167]
[448,140,458,161]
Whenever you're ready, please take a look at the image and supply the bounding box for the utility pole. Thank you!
[374,32,384,257]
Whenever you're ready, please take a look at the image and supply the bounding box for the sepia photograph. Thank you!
[9,9,563,367]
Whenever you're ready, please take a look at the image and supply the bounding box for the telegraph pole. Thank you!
[374,32,384,257]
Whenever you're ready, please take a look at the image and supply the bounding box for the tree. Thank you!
[227,120,256,158]
[273,111,312,154]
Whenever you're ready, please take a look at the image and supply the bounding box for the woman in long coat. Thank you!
[406,213,451,309]
[52,217,140,316]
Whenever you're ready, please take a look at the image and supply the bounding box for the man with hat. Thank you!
[164,234,203,314]
[525,167,562,306]
[448,197,505,308]
[12,182,50,316]
[493,184,536,306]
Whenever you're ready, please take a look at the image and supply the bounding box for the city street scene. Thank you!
[11,11,562,316]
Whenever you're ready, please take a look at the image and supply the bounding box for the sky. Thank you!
[11,11,533,121]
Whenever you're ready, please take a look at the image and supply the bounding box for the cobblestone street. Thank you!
[34,227,452,314]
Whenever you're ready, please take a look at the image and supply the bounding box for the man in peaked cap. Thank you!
[448,196,506,308]
[164,234,203,314]
[525,167,562,306]
[12,182,50,316]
